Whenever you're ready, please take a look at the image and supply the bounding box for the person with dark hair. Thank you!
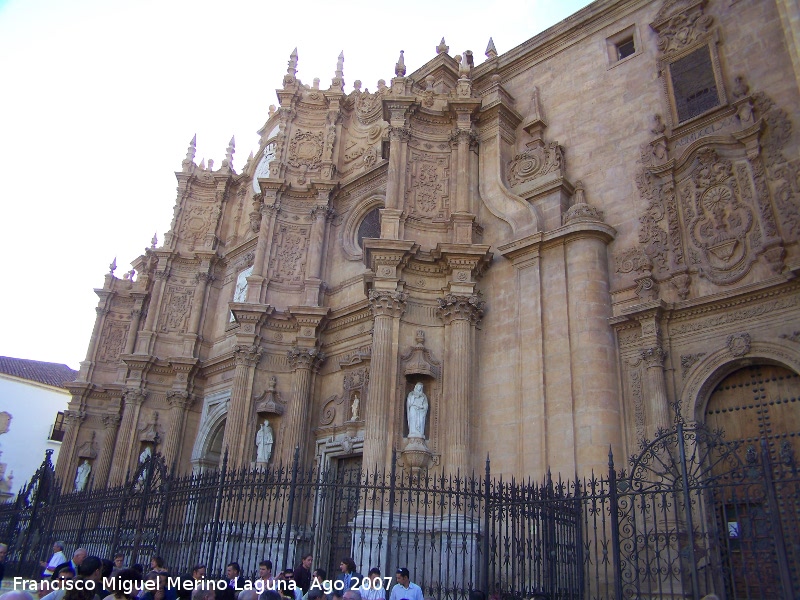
[293,555,312,596]
[301,569,327,600]
[335,559,361,591]
[388,568,422,600]
[112,555,125,575]
[40,566,75,600]
[140,571,176,600]
[359,569,383,600]
[176,565,206,600]
[150,558,167,574]
[131,565,144,576]
[103,568,142,600]
[216,562,245,600]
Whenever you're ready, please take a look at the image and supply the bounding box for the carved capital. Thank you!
[123,389,146,407]
[388,126,411,142]
[437,294,486,324]
[233,344,263,367]
[153,269,170,281]
[640,346,667,368]
[195,272,214,284]
[102,414,121,429]
[63,410,86,427]
[166,390,193,409]
[287,347,325,371]
[367,289,407,318]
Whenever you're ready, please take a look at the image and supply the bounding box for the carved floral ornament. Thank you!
[368,289,407,317]
[287,346,325,371]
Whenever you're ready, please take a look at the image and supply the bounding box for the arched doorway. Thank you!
[704,364,800,598]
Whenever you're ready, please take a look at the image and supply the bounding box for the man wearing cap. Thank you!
[388,569,422,600]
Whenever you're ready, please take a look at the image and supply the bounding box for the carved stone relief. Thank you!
[268,222,310,284]
[98,321,128,362]
[506,141,564,187]
[288,130,324,171]
[179,204,220,250]
[160,285,193,333]
[406,151,450,221]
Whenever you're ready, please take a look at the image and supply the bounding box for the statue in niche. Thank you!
[74,460,91,491]
[256,420,274,464]
[350,394,360,421]
[137,446,152,485]
[406,382,428,438]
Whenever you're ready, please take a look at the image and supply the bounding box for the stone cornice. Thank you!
[497,219,616,262]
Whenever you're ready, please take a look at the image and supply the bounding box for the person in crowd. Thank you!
[0,543,8,585]
[111,555,126,575]
[335,559,361,591]
[103,568,142,600]
[99,560,115,597]
[131,565,144,576]
[176,564,206,600]
[190,588,213,600]
[256,561,273,587]
[301,569,326,600]
[358,569,383,600]
[141,571,176,600]
[342,591,361,600]
[63,556,104,600]
[293,555,312,596]
[53,549,88,580]
[149,558,168,574]
[41,542,67,578]
[217,562,245,600]
[388,568,422,600]
[40,566,74,600]
[280,569,301,600]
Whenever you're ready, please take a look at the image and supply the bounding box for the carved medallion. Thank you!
[288,130,324,170]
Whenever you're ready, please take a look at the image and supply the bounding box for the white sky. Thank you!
[0,0,592,370]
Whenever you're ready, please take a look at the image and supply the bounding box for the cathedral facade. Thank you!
[56,0,800,490]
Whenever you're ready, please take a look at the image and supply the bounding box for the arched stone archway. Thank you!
[190,394,230,473]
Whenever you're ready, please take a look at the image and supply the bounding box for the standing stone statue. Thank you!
[256,420,274,464]
[137,446,152,485]
[74,460,91,491]
[406,382,429,438]
[350,394,360,421]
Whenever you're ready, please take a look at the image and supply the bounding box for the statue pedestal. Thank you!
[400,436,432,476]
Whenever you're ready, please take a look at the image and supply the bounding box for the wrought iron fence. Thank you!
[1,421,798,600]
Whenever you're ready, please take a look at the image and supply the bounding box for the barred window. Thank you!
[670,45,720,122]
[50,411,65,442]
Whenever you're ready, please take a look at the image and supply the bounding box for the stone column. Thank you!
[222,345,262,468]
[247,195,280,303]
[137,269,169,353]
[363,290,406,471]
[109,389,146,486]
[54,410,84,489]
[93,414,121,488]
[565,230,622,474]
[438,294,484,474]
[282,348,324,464]
[124,304,144,355]
[303,200,332,306]
[183,272,213,356]
[163,391,193,469]
[641,346,670,435]
[381,100,413,239]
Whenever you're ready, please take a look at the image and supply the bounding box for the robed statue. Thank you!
[256,420,274,464]
[74,460,91,491]
[406,382,428,438]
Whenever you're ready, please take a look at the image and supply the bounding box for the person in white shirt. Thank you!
[388,569,422,600]
[359,568,384,600]
[40,542,67,578]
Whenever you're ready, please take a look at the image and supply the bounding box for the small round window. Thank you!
[357,208,381,248]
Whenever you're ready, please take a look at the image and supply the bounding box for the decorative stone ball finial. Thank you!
[436,38,449,55]
[353,80,362,92]
[395,50,406,77]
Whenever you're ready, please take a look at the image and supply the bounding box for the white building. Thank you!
[0,357,77,500]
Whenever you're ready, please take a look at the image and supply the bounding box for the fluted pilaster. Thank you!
[124,306,144,355]
[109,390,145,486]
[363,290,406,470]
[55,410,84,489]
[163,391,193,469]
[282,347,325,464]
[222,345,262,467]
[438,294,484,473]
[641,346,670,434]
[93,414,121,488]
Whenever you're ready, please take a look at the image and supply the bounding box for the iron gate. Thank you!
[1,421,798,599]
